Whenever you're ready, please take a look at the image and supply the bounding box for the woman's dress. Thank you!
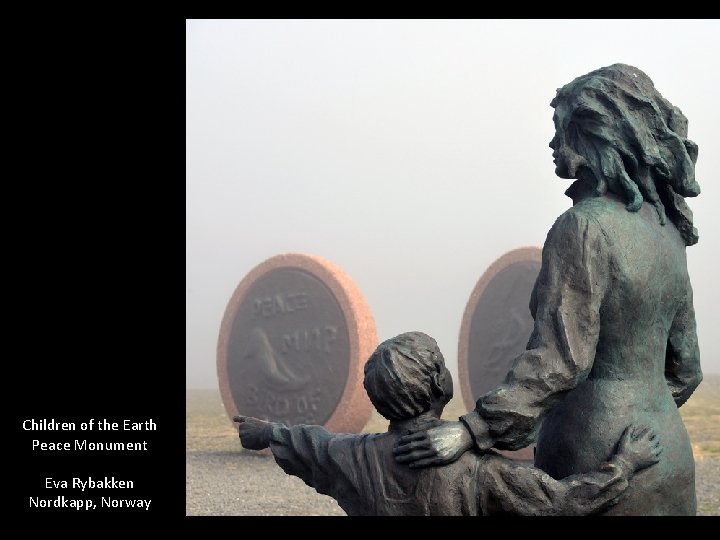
[466,192,701,515]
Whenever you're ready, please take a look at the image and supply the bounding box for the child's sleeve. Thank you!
[268,424,352,499]
[478,453,633,516]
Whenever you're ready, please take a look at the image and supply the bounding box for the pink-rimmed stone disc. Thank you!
[217,253,377,434]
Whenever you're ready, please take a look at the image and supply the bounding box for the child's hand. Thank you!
[617,425,663,472]
[234,416,273,450]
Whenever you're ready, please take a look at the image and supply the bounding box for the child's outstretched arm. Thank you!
[235,416,361,505]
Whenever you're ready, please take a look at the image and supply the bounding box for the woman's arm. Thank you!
[665,279,702,407]
[470,210,608,450]
[395,208,610,465]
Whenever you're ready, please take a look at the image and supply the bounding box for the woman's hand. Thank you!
[393,421,475,468]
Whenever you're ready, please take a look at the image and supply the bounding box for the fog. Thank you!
[187,19,720,391]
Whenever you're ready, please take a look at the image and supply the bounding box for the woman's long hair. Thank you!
[552,63,700,245]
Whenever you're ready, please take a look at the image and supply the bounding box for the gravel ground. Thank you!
[186,450,345,516]
[696,457,720,515]
[186,449,719,516]
[187,377,718,516]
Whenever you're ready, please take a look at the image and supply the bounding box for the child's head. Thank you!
[363,331,453,421]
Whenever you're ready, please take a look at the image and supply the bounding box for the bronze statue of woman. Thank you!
[394,63,703,515]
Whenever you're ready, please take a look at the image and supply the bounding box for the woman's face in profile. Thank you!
[549,129,569,178]
[549,105,586,179]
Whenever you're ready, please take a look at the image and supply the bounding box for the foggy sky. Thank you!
[187,19,720,391]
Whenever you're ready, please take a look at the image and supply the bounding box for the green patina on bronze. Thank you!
[487,63,703,515]
[234,64,703,516]
[394,64,703,516]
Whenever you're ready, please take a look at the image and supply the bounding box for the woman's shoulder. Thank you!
[569,193,626,220]
[551,197,603,231]
[552,195,626,236]
[544,196,622,254]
